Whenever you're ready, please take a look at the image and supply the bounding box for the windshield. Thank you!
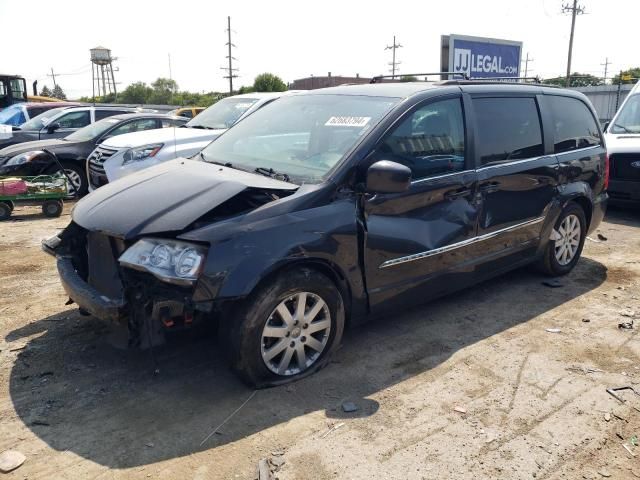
[65,117,120,142]
[0,105,25,126]
[200,94,400,184]
[187,97,258,129]
[20,107,67,131]
[611,94,640,134]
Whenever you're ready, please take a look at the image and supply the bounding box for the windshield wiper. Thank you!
[254,167,291,183]
[188,125,213,130]
[613,123,635,134]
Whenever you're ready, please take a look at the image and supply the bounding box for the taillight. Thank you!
[604,154,610,190]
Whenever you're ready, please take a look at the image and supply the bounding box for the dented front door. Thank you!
[361,94,481,312]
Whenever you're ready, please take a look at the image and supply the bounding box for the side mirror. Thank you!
[603,121,610,133]
[46,122,61,134]
[366,160,412,194]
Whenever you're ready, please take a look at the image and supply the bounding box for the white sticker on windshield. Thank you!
[234,103,253,109]
[325,116,371,127]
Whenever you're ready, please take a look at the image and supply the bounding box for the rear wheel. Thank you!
[0,201,11,220]
[42,199,63,218]
[226,268,345,387]
[539,202,587,276]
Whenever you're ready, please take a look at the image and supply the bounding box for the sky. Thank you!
[0,0,637,99]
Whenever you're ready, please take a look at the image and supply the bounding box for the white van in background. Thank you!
[86,92,288,191]
[604,80,640,205]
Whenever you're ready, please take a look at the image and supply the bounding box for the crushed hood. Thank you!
[72,158,297,239]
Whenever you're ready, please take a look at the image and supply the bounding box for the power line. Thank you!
[222,16,239,95]
[562,0,585,87]
[385,36,402,79]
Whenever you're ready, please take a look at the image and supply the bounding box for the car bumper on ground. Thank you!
[608,179,640,205]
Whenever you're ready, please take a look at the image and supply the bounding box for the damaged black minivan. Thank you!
[43,82,608,386]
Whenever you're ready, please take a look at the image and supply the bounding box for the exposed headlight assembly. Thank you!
[6,150,45,166]
[122,143,164,165]
[119,238,207,285]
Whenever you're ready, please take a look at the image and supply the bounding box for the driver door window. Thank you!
[378,98,466,180]
[56,111,91,129]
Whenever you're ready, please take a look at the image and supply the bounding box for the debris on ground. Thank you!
[321,422,345,439]
[0,450,26,473]
[342,401,359,413]
[545,328,562,333]
[567,366,603,374]
[631,435,639,447]
[270,456,285,469]
[582,318,591,323]
[597,469,612,477]
[542,279,563,288]
[270,450,285,456]
[597,233,608,241]
[453,406,467,414]
[8,343,27,352]
[257,458,272,480]
[606,386,640,403]
[618,320,634,330]
[604,413,611,422]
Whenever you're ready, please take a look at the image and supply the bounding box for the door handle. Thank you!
[444,188,472,200]
[479,181,500,193]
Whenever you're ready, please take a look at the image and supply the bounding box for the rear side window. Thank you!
[473,97,544,166]
[56,110,90,128]
[95,110,129,120]
[547,96,601,153]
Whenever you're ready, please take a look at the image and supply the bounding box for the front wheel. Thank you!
[227,268,345,387]
[539,202,587,276]
[47,162,88,198]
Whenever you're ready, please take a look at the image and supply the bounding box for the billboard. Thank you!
[441,34,522,79]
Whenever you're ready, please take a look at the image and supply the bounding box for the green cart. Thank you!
[0,174,68,220]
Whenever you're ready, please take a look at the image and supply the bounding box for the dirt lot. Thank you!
[2,203,640,479]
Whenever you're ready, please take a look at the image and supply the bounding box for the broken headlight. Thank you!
[119,238,207,285]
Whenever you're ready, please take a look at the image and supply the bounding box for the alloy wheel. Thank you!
[64,169,82,196]
[260,292,331,376]
[554,214,581,266]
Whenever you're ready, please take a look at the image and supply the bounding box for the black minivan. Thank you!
[43,81,608,386]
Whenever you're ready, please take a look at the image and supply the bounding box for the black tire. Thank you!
[6,200,14,212]
[0,201,11,221]
[225,268,345,388]
[538,202,587,276]
[42,199,63,218]
[46,162,88,198]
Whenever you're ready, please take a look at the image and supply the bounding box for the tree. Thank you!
[120,82,153,104]
[253,73,287,92]
[400,75,418,82]
[51,84,67,100]
[612,68,640,85]
[40,85,52,97]
[148,77,178,104]
[237,85,256,94]
[543,73,603,87]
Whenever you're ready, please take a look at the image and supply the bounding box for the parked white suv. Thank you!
[87,92,287,190]
[604,80,640,205]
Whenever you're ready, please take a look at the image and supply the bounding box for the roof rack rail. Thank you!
[370,72,469,83]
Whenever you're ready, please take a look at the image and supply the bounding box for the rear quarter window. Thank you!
[547,95,601,154]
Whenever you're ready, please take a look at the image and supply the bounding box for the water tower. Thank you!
[90,46,117,100]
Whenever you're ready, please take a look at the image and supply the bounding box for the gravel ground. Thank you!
[1,203,640,479]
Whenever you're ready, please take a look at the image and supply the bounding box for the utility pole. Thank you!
[385,36,402,79]
[48,68,58,88]
[601,57,612,84]
[562,0,585,87]
[168,53,172,81]
[222,16,238,95]
[523,52,534,78]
